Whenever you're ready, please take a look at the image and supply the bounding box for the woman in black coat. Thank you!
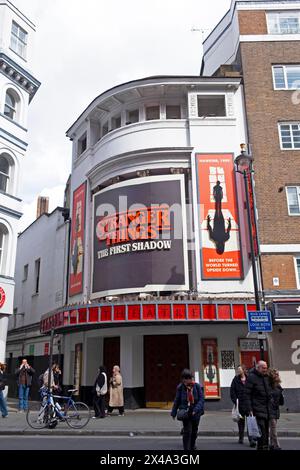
[92,366,107,419]
[268,368,284,450]
[230,365,255,447]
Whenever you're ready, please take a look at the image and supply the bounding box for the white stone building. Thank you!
[8,75,267,409]
[0,0,40,362]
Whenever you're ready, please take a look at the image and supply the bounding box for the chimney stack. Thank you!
[36,196,49,218]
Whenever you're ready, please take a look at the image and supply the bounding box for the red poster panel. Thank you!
[69,182,86,296]
[196,154,243,280]
[202,338,221,399]
[44,343,49,356]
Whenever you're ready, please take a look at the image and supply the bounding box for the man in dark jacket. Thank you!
[245,361,272,450]
[15,358,35,412]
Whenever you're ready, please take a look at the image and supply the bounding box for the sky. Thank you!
[11,0,231,231]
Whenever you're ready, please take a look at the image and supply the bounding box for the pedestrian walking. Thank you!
[53,363,62,395]
[15,358,35,412]
[92,366,107,419]
[107,365,124,416]
[268,368,284,450]
[0,362,8,418]
[230,365,256,447]
[171,369,204,451]
[245,360,272,451]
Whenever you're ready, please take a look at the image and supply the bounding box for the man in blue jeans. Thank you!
[0,362,8,418]
[16,359,35,412]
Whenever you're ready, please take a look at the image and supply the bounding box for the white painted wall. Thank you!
[10,209,68,329]
[0,0,36,68]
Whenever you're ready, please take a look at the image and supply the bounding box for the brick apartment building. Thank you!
[202,0,300,408]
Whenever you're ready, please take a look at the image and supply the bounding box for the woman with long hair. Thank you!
[230,364,256,447]
[268,368,284,450]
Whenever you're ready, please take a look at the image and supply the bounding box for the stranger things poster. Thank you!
[91,175,189,298]
[196,153,243,280]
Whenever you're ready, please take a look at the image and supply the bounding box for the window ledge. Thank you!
[9,47,27,62]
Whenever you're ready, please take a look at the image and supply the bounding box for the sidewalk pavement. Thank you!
[1,399,300,437]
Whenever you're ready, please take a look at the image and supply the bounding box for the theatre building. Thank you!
[9,75,264,409]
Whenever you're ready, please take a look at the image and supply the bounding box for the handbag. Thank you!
[246,415,261,439]
[232,398,242,423]
[177,408,189,421]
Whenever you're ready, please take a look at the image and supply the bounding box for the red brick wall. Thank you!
[241,41,300,245]
[238,11,268,35]
[261,255,298,290]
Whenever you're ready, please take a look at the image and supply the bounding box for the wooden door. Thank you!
[103,337,120,380]
[144,335,189,407]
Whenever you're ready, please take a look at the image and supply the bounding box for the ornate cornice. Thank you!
[0,52,41,101]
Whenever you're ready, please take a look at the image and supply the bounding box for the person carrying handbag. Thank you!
[230,365,256,447]
[171,369,204,451]
[92,366,107,419]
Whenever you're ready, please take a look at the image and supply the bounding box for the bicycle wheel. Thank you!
[65,401,90,428]
[26,402,53,429]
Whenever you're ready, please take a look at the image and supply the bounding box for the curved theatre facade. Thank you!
[16,76,265,409]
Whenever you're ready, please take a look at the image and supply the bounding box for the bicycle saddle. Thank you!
[67,388,78,393]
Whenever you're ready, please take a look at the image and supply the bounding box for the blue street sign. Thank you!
[247,310,273,333]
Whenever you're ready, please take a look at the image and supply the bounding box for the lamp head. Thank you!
[234,144,254,173]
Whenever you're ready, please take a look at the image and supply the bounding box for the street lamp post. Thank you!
[234,145,265,361]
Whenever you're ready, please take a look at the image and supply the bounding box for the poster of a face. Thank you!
[69,182,86,296]
[202,338,221,399]
[196,153,243,280]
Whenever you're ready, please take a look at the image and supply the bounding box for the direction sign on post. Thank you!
[247,310,273,333]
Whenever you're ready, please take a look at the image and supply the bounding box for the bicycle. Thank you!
[26,388,90,429]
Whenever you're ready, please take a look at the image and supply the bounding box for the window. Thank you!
[273,65,300,89]
[0,224,8,275]
[77,133,87,156]
[0,156,9,193]
[10,21,27,58]
[102,122,109,137]
[23,264,28,281]
[4,91,16,120]
[295,258,300,288]
[126,109,139,124]
[0,229,4,272]
[279,123,300,149]
[286,186,300,215]
[145,105,160,120]
[268,12,300,35]
[34,258,40,294]
[112,115,121,129]
[198,95,226,117]
[166,105,181,119]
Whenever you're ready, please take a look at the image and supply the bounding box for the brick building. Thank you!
[202,0,300,408]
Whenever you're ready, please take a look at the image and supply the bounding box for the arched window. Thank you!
[0,155,9,193]
[4,90,17,120]
[0,224,8,275]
